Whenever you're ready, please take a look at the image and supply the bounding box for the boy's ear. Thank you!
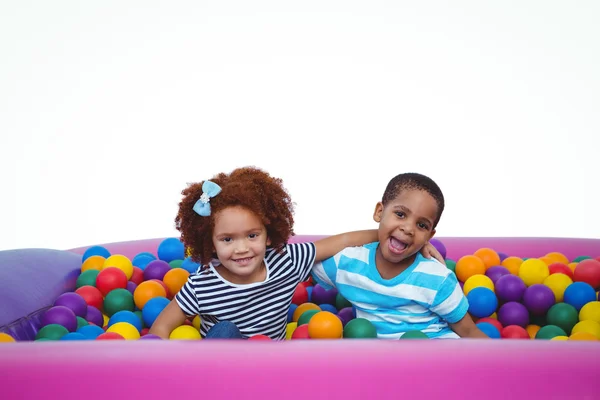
[373,202,384,223]
[428,229,436,241]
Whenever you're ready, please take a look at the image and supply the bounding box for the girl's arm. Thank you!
[148,299,188,339]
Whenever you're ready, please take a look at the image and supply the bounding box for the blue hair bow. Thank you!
[192,180,222,217]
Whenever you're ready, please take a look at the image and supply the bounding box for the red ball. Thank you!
[476,317,503,332]
[291,284,309,305]
[298,281,312,289]
[574,259,600,290]
[151,279,172,299]
[96,267,128,297]
[248,334,271,341]
[501,325,530,339]
[291,324,310,339]
[96,332,125,340]
[130,267,144,285]
[548,263,574,280]
[141,328,150,336]
[75,285,104,311]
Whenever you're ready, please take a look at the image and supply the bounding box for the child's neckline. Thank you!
[207,259,271,287]
[368,242,420,284]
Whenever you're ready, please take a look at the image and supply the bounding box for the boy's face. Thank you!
[373,189,438,266]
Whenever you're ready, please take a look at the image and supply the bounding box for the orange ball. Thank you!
[569,332,598,341]
[545,252,569,265]
[455,255,486,283]
[82,255,106,272]
[163,268,190,297]
[526,324,540,339]
[293,303,321,322]
[473,248,501,269]
[307,311,343,339]
[501,257,523,275]
[568,262,578,273]
[538,256,555,266]
[133,280,167,309]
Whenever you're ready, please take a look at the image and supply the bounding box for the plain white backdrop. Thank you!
[1,1,599,251]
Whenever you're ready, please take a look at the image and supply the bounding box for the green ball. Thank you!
[103,288,135,317]
[36,324,69,340]
[573,256,592,263]
[335,293,352,310]
[169,259,183,269]
[546,303,579,334]
[343,318,377,339]
[535,324,567,340]
[76,270,100,289]
[76,316,89,329]
[134,310,146,329]
[445,259,456,273]
[297,309,320,326]
[399,330,429,339]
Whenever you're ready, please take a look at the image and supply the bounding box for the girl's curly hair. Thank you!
[175,166,295,265]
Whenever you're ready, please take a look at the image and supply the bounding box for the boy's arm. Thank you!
[450,314,489,338]
[313,230,378,262]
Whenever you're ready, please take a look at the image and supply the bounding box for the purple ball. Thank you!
[144,260,171,281]
[485,266,511,284]
[41,305,78,332]
[85,305,104,327]
[337,307,355,327]
[498,252,509,262]
[429,238,447,259]
[140,334,162,340]
[497,301,530,328]
[311,284,338,305]
[54,292,88,318]
[126,281,138,295]
[495,274,527,302]
[522,284,556,315]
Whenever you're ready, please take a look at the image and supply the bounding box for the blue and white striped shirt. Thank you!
[312,242,468,339]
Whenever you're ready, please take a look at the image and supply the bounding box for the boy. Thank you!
[312,172,487,339]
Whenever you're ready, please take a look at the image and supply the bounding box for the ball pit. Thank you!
[1,236,600,399]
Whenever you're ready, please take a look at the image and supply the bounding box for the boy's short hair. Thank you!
[381,172,445,227]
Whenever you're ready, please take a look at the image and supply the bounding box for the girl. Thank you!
[149,166,443,340]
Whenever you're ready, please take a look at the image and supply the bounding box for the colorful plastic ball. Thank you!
[342,318,377,338]
[77,324,105,339]
[286,322,298,339]
[35,324,69,340]
[82,246,110,262]
[545,252,569,265]
[497,301,529,328]
[579,301,600,323]
[573,259,600,290]
[495,274,527,303]
[140,334,162,340]
[126,281,138,295]
[522,284,556,315]
[518,259,549,286]
[96,332,125,340]
[0,333,16,342]
[169,260,183,270]
[181,257,201,274]
[548,263,574,279]
[81,255,105,272]
[106,322,140,340]
[569,332,598,341]
[474,248,501,269]
[141,296,170,327]
[573,256,592,263]
[291,324,310,339]
[476,317,503,332]
[463,274,494,296]
[485,266,511,284]
[76,316,89,329]
[498,252,508,262]
[144,260,172,281]
[335,293,352,310]
[133,252,156,263]
[501,325,529,339]
[76,270,100,289]
[543,273,573,302]
[75,285,104,311]
[429,238,447,259]
[134,280,167,310]
[466,287,498,318]
[60,332,87,341]
[163,268,190,297]
[551,335,569,341]
[96,267,128,297]
[293,303,321,322]
[85,305,103,327]
[158,238,185,263]
[291,284,309,305]
[307,311,343,339]
[41,306,78,332]
[108,310,143,332]
[564,281,597,311]
[337,307,355,327]
[535,324,567,340]
[297,309,321,326]
[132,255,155,271]
[192,315,201,330]
[546,303,579,334]
[501,256,523,275]
[526,324,540,338]
[170,325,201,340]
[287,304,298,323]
[571,320,600,339]
[103,288,135,317]
[455,255,486,283]
[399,330,430,339]
[319,303,338,314]
[311,284,338,305]
[102,255,133,280]
[476,322,500,338]
[248,334,271,341]
[129,267,144,286]
[445,259,456,273]
[54,292,88,318]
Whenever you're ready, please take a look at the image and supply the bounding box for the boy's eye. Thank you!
[395,212,405,218]
[418,223,429,230]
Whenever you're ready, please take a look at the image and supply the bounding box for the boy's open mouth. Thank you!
[389,237,409,255]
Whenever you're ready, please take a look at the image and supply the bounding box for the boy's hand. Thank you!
[421,242,445,264]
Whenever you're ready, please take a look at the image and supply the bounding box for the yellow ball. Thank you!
[170,325,201,340]
[286,322,298,340]
[518,259,549,286]
[571,320,600,339]
[568,262,578,273]
[551,335,569,341]
[103,314,109,328]
[579,301,600,324]
[192,315,201,331]
[106,322,140,340]
[489,312,497,319]
[463,274,494,296]
[543,273,573,302]
[103,254,133,280]
[0,333,16,342]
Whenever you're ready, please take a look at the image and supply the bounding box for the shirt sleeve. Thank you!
[175,275,200,317]
[287,242,317,282]
[311,255,339,291]
[430,272,469,324]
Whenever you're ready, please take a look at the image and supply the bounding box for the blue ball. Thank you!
[142,297,170,327]
[60,332,88,341]
[319,304,337,314]
[181,257,201,274]
[476,322,501,339]
[77,325,105,339]
[564,282,597,311]
[467,287,498,318]
[132,254,156,270]
[306,286,313,302]
[287,304,298,323]
[108,310,143,332]
[157,238,185,263]
[82,246,110,262]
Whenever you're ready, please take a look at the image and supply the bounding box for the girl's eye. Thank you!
[249,233,258,239]
[222,238,232,242]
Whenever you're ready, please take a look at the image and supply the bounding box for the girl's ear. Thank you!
[266,237,272,246]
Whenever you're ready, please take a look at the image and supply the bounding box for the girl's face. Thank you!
[211,206,271,285]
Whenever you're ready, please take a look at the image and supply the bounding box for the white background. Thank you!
[1,1,599,251]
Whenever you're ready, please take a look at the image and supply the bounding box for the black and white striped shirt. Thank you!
[175,242,316,339]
